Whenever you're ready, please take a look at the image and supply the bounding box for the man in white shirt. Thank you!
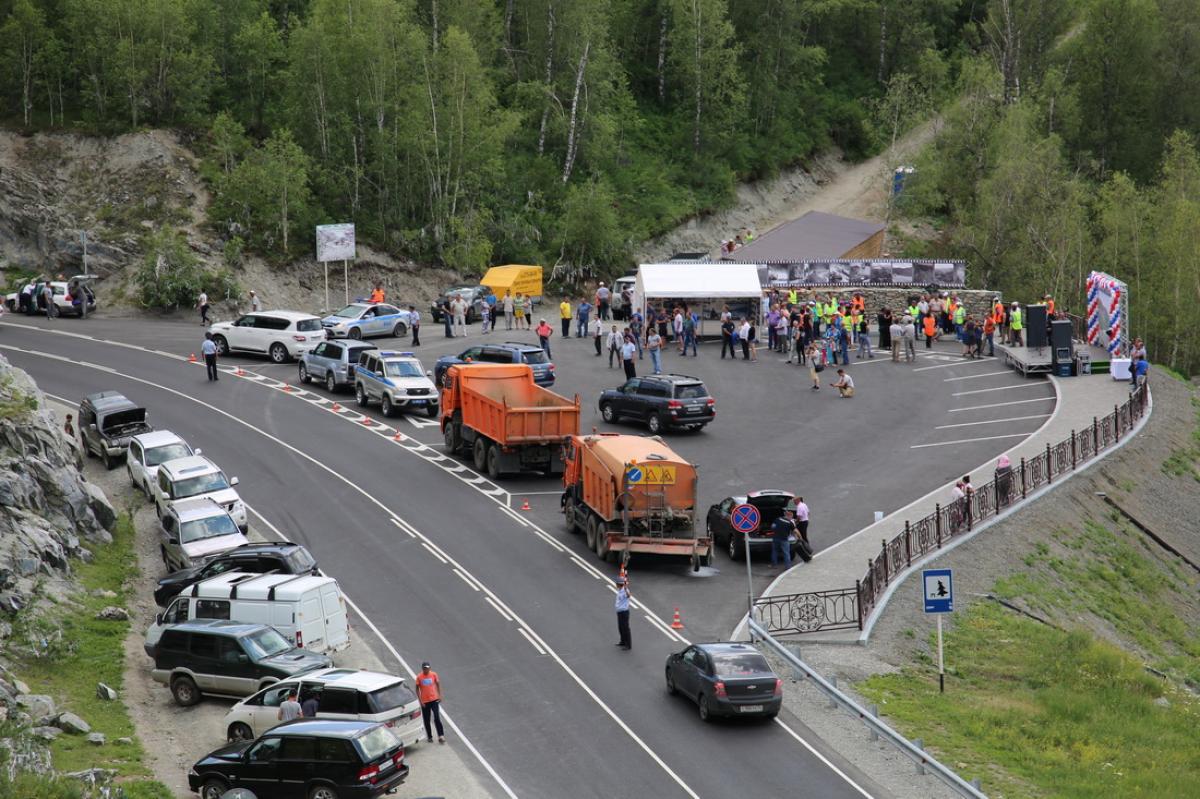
[607,325,623,368]
[889,319,904,361]
[451,294,468,337]
[197,291,209,326]
[831,368,854,398]
[502,291,515,330]
[621,336,637,379]
[901,316,916,362]
[249,290,261,312]
[738,320,751,360]
[673,310,684,352]
[792,496,810,544]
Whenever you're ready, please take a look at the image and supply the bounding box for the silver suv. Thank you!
[158,498,248,573]
[299,340,378,392]
[353,351,439,418]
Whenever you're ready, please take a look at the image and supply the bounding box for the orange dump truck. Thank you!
[441,363,580,478]
[561,433,710,570]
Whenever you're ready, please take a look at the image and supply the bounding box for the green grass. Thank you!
[10,515,171,798]
[1160,396,1200,480]
[0,374,39,421]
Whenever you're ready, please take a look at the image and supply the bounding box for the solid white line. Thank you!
[948,396,1056,412]
[910,432,1031,449]
[953,382,1046,397]
[771,718,875,799]
[500,505,529,527]
[453,568,481,592]
[942,370,1011,382]
[389,518,417,538]
[912,358,996,372]
[517,628,547,656]
[484,596,514,622]
[243,506,520,799]
[5,343,704,799]
[644,613,683,642]
[934,414,1052,430]
[420,541,449,564]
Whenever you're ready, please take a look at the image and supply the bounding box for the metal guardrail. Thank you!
[749,617,988,799]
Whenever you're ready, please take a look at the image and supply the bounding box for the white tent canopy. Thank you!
[633,263,764,334]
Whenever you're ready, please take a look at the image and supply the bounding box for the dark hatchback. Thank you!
[188,718,408,799]
[434,342,555,387]
[598,374,715,434]
[707,490,808,561]
[666,642,782,722]
[154,542,318,607]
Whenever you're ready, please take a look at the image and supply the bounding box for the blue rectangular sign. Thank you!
[922,568,953,613]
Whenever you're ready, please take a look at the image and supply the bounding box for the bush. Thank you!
[134,228,239,310]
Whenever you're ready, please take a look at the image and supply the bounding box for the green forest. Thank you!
[1,0,1199,372]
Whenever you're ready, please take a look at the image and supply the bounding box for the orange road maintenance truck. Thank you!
[440,363,580,478]
[561,433,710,570]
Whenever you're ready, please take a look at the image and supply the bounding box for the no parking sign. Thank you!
[730,504,761,534]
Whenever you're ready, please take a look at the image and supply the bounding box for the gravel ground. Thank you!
[758,371,1197,799]
[47,399,497,799]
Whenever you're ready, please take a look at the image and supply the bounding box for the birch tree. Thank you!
[668,0,744,156]
[1,0,47,126]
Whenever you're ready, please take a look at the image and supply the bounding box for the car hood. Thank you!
[390,376,437,391]
[321,314,357,327]
[183,532,250,560]
[180,488,241,507]
[262,648,333,674]
[196,740,252,766]
[208,322,234,333]
[157,564,204,590]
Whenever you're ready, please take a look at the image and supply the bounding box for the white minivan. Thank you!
[145,572,350,658]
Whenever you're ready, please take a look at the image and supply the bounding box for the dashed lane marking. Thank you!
[948,396,1057,412]
[952,382,1048,397]
[518,628,548,656]
[935,414,1052,430]
[942,370,1012,381]
[910,432,1033,449]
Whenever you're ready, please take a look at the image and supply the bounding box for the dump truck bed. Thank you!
[449,364,579,445]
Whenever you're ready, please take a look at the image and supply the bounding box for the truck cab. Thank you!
[354,350,439,417]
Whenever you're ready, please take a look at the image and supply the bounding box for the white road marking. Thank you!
[771,718,875,799]
[934,414,1052,430]
[517,628,547,656]
[912,358,998,372]
[406,415,441,428]
[942,370,1012,381]
[453,568,482,592]
[910,432,1032,449]
[484,596,515,622]
[421,541,449,564]
[500,505,530,527]
[948,396,1057,412]
[952,382,1046,397]
[390,518,417,538]
[645,613,684,642]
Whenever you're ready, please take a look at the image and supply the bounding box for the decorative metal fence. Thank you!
[759,385,1149,635]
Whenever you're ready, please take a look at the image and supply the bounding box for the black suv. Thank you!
[189,718,408,799]
[79,391,153,469]
[154,542,318,607]
[151,620,331,706]
[434,342,555,386]
[598,374,715,434]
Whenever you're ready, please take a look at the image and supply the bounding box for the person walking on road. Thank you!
[503,291,515,330]
[249,290,261,313]
[614,576,632,649]
[521,294,533,329]
[857,314,873,359]
[621,335,637,379]
[647,328,663,374]
[770,509,795,568]
[902,316,916,362]
[416,662,446,743]
[560,298,572,337]
[576,298,592,338]
[480,300,491,334]
[592,315,603,356]
[42,282,56,320]
[202,332,219,381]
[889,317,903,362]
[409,306,421,346]
[807,341,823,390]
[451,294,468,337]
[441,298,453,338]
[536,319,553,357]
[720,316,736,359]
[607,325,622,368]
[596,283,611,321]
[196,291,209,326]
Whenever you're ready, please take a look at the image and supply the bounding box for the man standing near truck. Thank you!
[614,576,631,650]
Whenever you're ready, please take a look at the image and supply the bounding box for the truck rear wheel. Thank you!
[443,423,461,454]
[594,520,613,561]
[585,515,599,551]
[473,437,490,471]
[486,445,502,479]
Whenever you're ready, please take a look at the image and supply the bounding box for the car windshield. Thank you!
[146,443,192,467]
[712,653,772,677]
[296,318,323,332]
[521,350,548,365]
[384,361,423,378]
[674,383,708,399]
[287,549,316,572]
[332,306,363,319]
[180,514,240,544]
[242,628,292,659]
[367,682,418,713]
[172,471,230,498]
[355,726,400,762]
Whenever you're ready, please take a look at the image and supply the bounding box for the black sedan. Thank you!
[665,642,782,721]
[707,490,811,561]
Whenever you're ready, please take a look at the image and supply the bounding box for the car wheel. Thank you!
[600,402,616,423]
[200,777,229,799]
[666,667,678,696]
[101,450,113,470]
[473,437,490,471]
[728,530,742,560]
[227,722,253,742]
[355,384,368,407]
[381,395,395,417]
[171,675,200,707]
[308,785,341,799]
[269,342,289,363]
[486,444,502,480]
[299,363,311,383]
[348,327,362,340]
[698,694,712,723]
[647,414,663,434]
[160,546,170,568]
[213,335,229,356]
[326,372,337,393]
[392,322,407,337]
[444,424,461,454]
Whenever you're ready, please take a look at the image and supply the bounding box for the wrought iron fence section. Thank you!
[752,587,862,634]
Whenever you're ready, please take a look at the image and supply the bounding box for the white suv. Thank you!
[209,311,324,363]
[158,498,248,572]
[127,430,196,498]
[222,668,423,746]
[354,350,439,417]
[155,455,247,532]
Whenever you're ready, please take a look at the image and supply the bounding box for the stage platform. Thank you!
[997,341,1112,377]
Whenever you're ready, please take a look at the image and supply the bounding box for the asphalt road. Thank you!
[0,315,928,799]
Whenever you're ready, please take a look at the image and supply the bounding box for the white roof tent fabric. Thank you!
[635,263,762,300]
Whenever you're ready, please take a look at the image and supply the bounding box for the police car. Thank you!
[321,302,414,340]
[353,351,439,418]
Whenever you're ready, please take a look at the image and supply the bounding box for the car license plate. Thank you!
[411,400,425,405]
[686,407,701,414]
[740,705,764,713]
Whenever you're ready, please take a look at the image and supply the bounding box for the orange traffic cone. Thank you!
[618,562,627,581]
[331,403,341,412]
[282,382,293,392]
[360,417,373,426]
[670,607,684,630]
[392,432,405,441]
[188,353,197,363]
[520,499,532,511]
[235,366,245,376]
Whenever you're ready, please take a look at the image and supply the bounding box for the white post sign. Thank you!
[922,568,953,693]
[316,224,356,312]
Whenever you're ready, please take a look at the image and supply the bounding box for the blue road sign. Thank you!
[923,569,953,613]
[730,503,761,534]
[626,466,643,484]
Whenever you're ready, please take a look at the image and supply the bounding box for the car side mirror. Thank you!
[194,448,202,456]
[160,491,170,501]
[88,423,98,431]
[236,653,249,663]
[155,612,163,625]
[426,370,433,378]
[230,476,240,486]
